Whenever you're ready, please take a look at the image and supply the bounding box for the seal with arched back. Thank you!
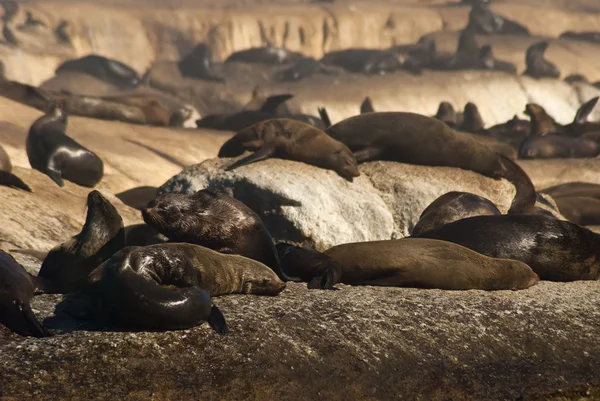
[325,112,537,213]
[26,104,104,187]
[218,118,359,180]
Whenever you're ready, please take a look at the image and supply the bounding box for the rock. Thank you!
[159,157,529,248]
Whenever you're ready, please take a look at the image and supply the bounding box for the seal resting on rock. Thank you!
[414,214,600,281]
[26,104,104,187]
[178,43,224,82]
[219,118,360,180]
[321,238,539,290]
[225,46,304,65]
[0,144,32,191]
[56,54,140,89]
[325,112,536,213]
[142,189,288,281]
[275,243,343,289]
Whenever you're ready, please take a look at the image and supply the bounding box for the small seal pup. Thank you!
[322,238,538,290]
[38,190,125,293]
[218,118,360,180]
[523,41,560,79]
[0,144,32,191]
[325,112,537,213]
[0,251,49,337]
[411,192,501,235]
[26,104,104,187]
[414,214,600,281]
[142,189,288,281]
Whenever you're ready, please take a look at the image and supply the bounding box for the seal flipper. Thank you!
[497,153,537,214]
[1,300,50,338]
[46,168,64,187]
[0,171,32,192]
[360,97,375,114]
[318,107,332,128]
[225,145,276,171]
[207,305,228,335]
[573,97,599,124]
[353,146,384,163]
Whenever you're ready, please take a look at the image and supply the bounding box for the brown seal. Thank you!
[0,80,54,111]
[486,115,530,148]
[26,104,104,187]
[459,102,485,133]
[434,101,459,128]
[523,41,560,79]
[325,112,537,213]
[552,196,600,226]
[0,250,49,337]
[142,189,288,281]
[37,190,125,293]
[52,92,147,125]
[275,242,342,290]
[321,238,538,290]
[225,46,304,65]
[0,144,32,191]
[411,191,501,236]
[178,43,225,82]
[518,134,599,159]
[218,118,360,180]
[541,182,600,200]
[524,98,600,137]
[55,54,140,89]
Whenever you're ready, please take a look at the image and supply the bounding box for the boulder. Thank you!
[159,157,526,248]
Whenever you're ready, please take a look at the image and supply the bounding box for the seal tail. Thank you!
[207,305,228,335]
[497,153,537,214]
[225,145,276,171]
[318,107,332,128]
[0,171,32,192]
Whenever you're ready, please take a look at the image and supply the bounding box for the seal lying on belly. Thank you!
[413,214,600,281]
[142,189,288,281]
[325,112,536,213]
[218,118,360,180]
[320,238,538,290]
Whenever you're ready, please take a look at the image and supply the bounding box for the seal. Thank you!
[218,118,360,180]
[18,11,47,30]
[0,250,49,337]
[477,45,517,73]
[523,41,560,79]
[0,144,32,192]
[414,214,600,281]
[92,242,286,332]
[321,49,404,75]
[321,238,538,290]
[325,112,537,213]
[178,43,225,82]
[115,185,158,210]
[518,134,599,159]
[486,115,530,148]
[275,242,342,289]
[277,57,326,81]
[142,188,288,281]
[459,102,485,133]
[55,20,71,45]
[524,98,600,137]
[225,46,304,65]
[411,191,501,236]
[37,190,125,293]
[468,1,530,35]
[560,31,600,43]
[552,196,600,225]
[26,104,104,187]
[360,97,375,114]
[3,24,17,46]
[564,74,588,84]
[56,54,140,89]
[53,92,147,125]
[434,101,459,128]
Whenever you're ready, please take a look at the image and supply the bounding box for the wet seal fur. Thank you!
[218,118,360,180]
[412,191,501,235]
[142,189,288,281]
[26,104,104,187]
[322,238,539,290]
[414,214,600,281]
[0,144,32,191]
[325,112,537,213]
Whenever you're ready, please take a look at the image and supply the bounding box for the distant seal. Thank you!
[322,238,538,290]
[411,191,501,235]
[38,190,125,293]
[3,24,17,46]
[0,251,49,337]
[53,92,147,125]
[468,1,530,35]
[178,43,225,82]
[564,74,588,84]
[55,20,71,45]
[541,182,600,200]
[414,214,600,281]
[434,102,459,128]
[275,243,342,289]
[56,55,141,89]
[321,49,403,75]
[486,115,530,147]
[523,103,561,136]
[552,196,600,225]
[26,104,104,187]
[92,242,286,332]
[218,118,360,180]
[0,145,32,191]
[360,97,375,114]
[477,45,517,73]
[518,134,599,159]
[325,112,537,213]
[523,41,560,79]
[277,57,324,81]
[560,31,600,43]
[115,185,157,210]
[142,189,288,281]
[225,47,304,65]
[459,102,485,133]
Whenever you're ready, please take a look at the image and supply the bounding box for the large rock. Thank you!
[159,157,523,248]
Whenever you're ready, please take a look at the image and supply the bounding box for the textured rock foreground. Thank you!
[1,275,600,400]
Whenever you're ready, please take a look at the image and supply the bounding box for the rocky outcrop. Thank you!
[159,157,531,248]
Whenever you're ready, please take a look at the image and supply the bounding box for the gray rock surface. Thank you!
[159,158,523,247]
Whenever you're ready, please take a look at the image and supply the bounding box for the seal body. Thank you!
[524,41,560,79]
[219,118,359,180]
[518,135,599,159]
[414,214,600,281]
[412,191,501,235]
[275,243,342,289]
[323,238,539,290]
[278,57,322,81]
[0,251,49,337]
[26,105,104,187]
[225,47,304,65]
[321,49,403,75]
[142,189,287,281]
[0,144,31,191]
[56,55,140,89]
[325,112,536,213]
[178,43,224,82]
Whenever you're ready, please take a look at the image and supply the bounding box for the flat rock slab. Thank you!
[1,277,599,400]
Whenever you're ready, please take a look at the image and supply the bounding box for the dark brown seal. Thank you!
[523,41,560,79]
[56,54,140,89]
[178,43,225,82]
[225,46,304,65]
[518,134,599,159]
[459,102,485,133]
[0,251,49,337]
[53,92,147,125]
[0,80,54,111]
[275,242,342,290]
[325,112,537,213]
[414,214,600,281]
[0,144,32,191]
[541,182,600,200]
[411,191,501,236]
[26,104,104,187]
[322,238,538,290]
[552,196,600,226]
[38,190,125,293]
[360,97,375,114]
[434,101,459,128]
[218,118,360,180]
[142,189,288,281]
